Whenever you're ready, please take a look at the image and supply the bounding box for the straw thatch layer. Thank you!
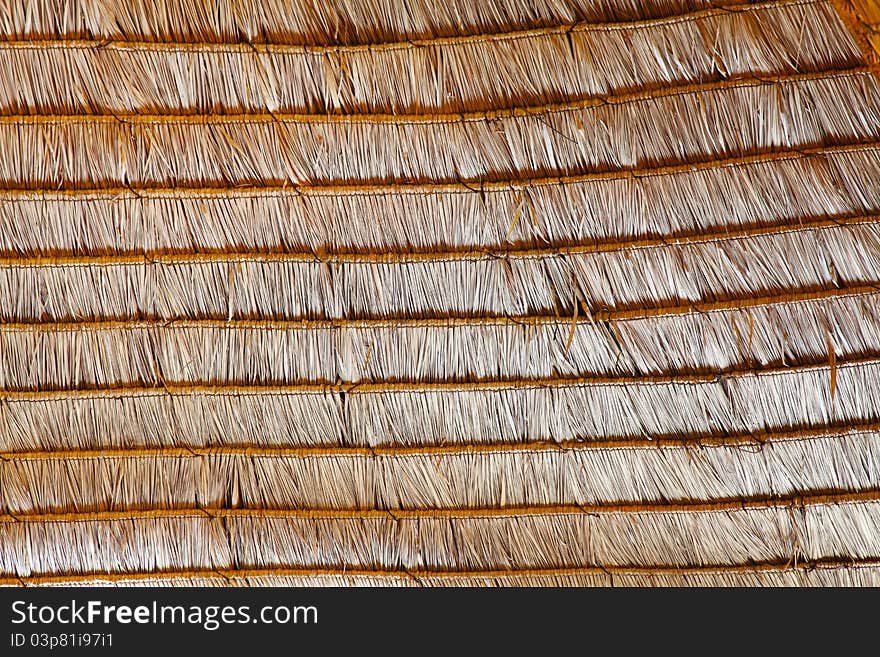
[3,222,879,322]
[1,291,876,388]
[0,0,771,44]
[4,498,880,577]
[5,73,879,187]
[0,2,858,114]
[3,430,879,513]
[3,359,878,450]
[2,146,878,254]
[2,0,879,586]
[11,562,880,587]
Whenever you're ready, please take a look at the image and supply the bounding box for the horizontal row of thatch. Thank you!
[0,3,857,114]
[2,74,879,186]
[2,431,879,509]
[4,498,880,576]
[0,290,873,385]
[0,146,876,250]
[0,0,796,43]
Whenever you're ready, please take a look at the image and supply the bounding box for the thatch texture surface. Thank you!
[1,0,879,586]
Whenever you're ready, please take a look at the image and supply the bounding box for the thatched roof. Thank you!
[1,0,879,586]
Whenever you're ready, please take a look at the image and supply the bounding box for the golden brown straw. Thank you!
[2,0,880,587]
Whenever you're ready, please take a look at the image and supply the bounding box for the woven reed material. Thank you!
[1,0,880,586]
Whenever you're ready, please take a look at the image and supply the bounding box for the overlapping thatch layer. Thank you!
[1,0,879,586]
